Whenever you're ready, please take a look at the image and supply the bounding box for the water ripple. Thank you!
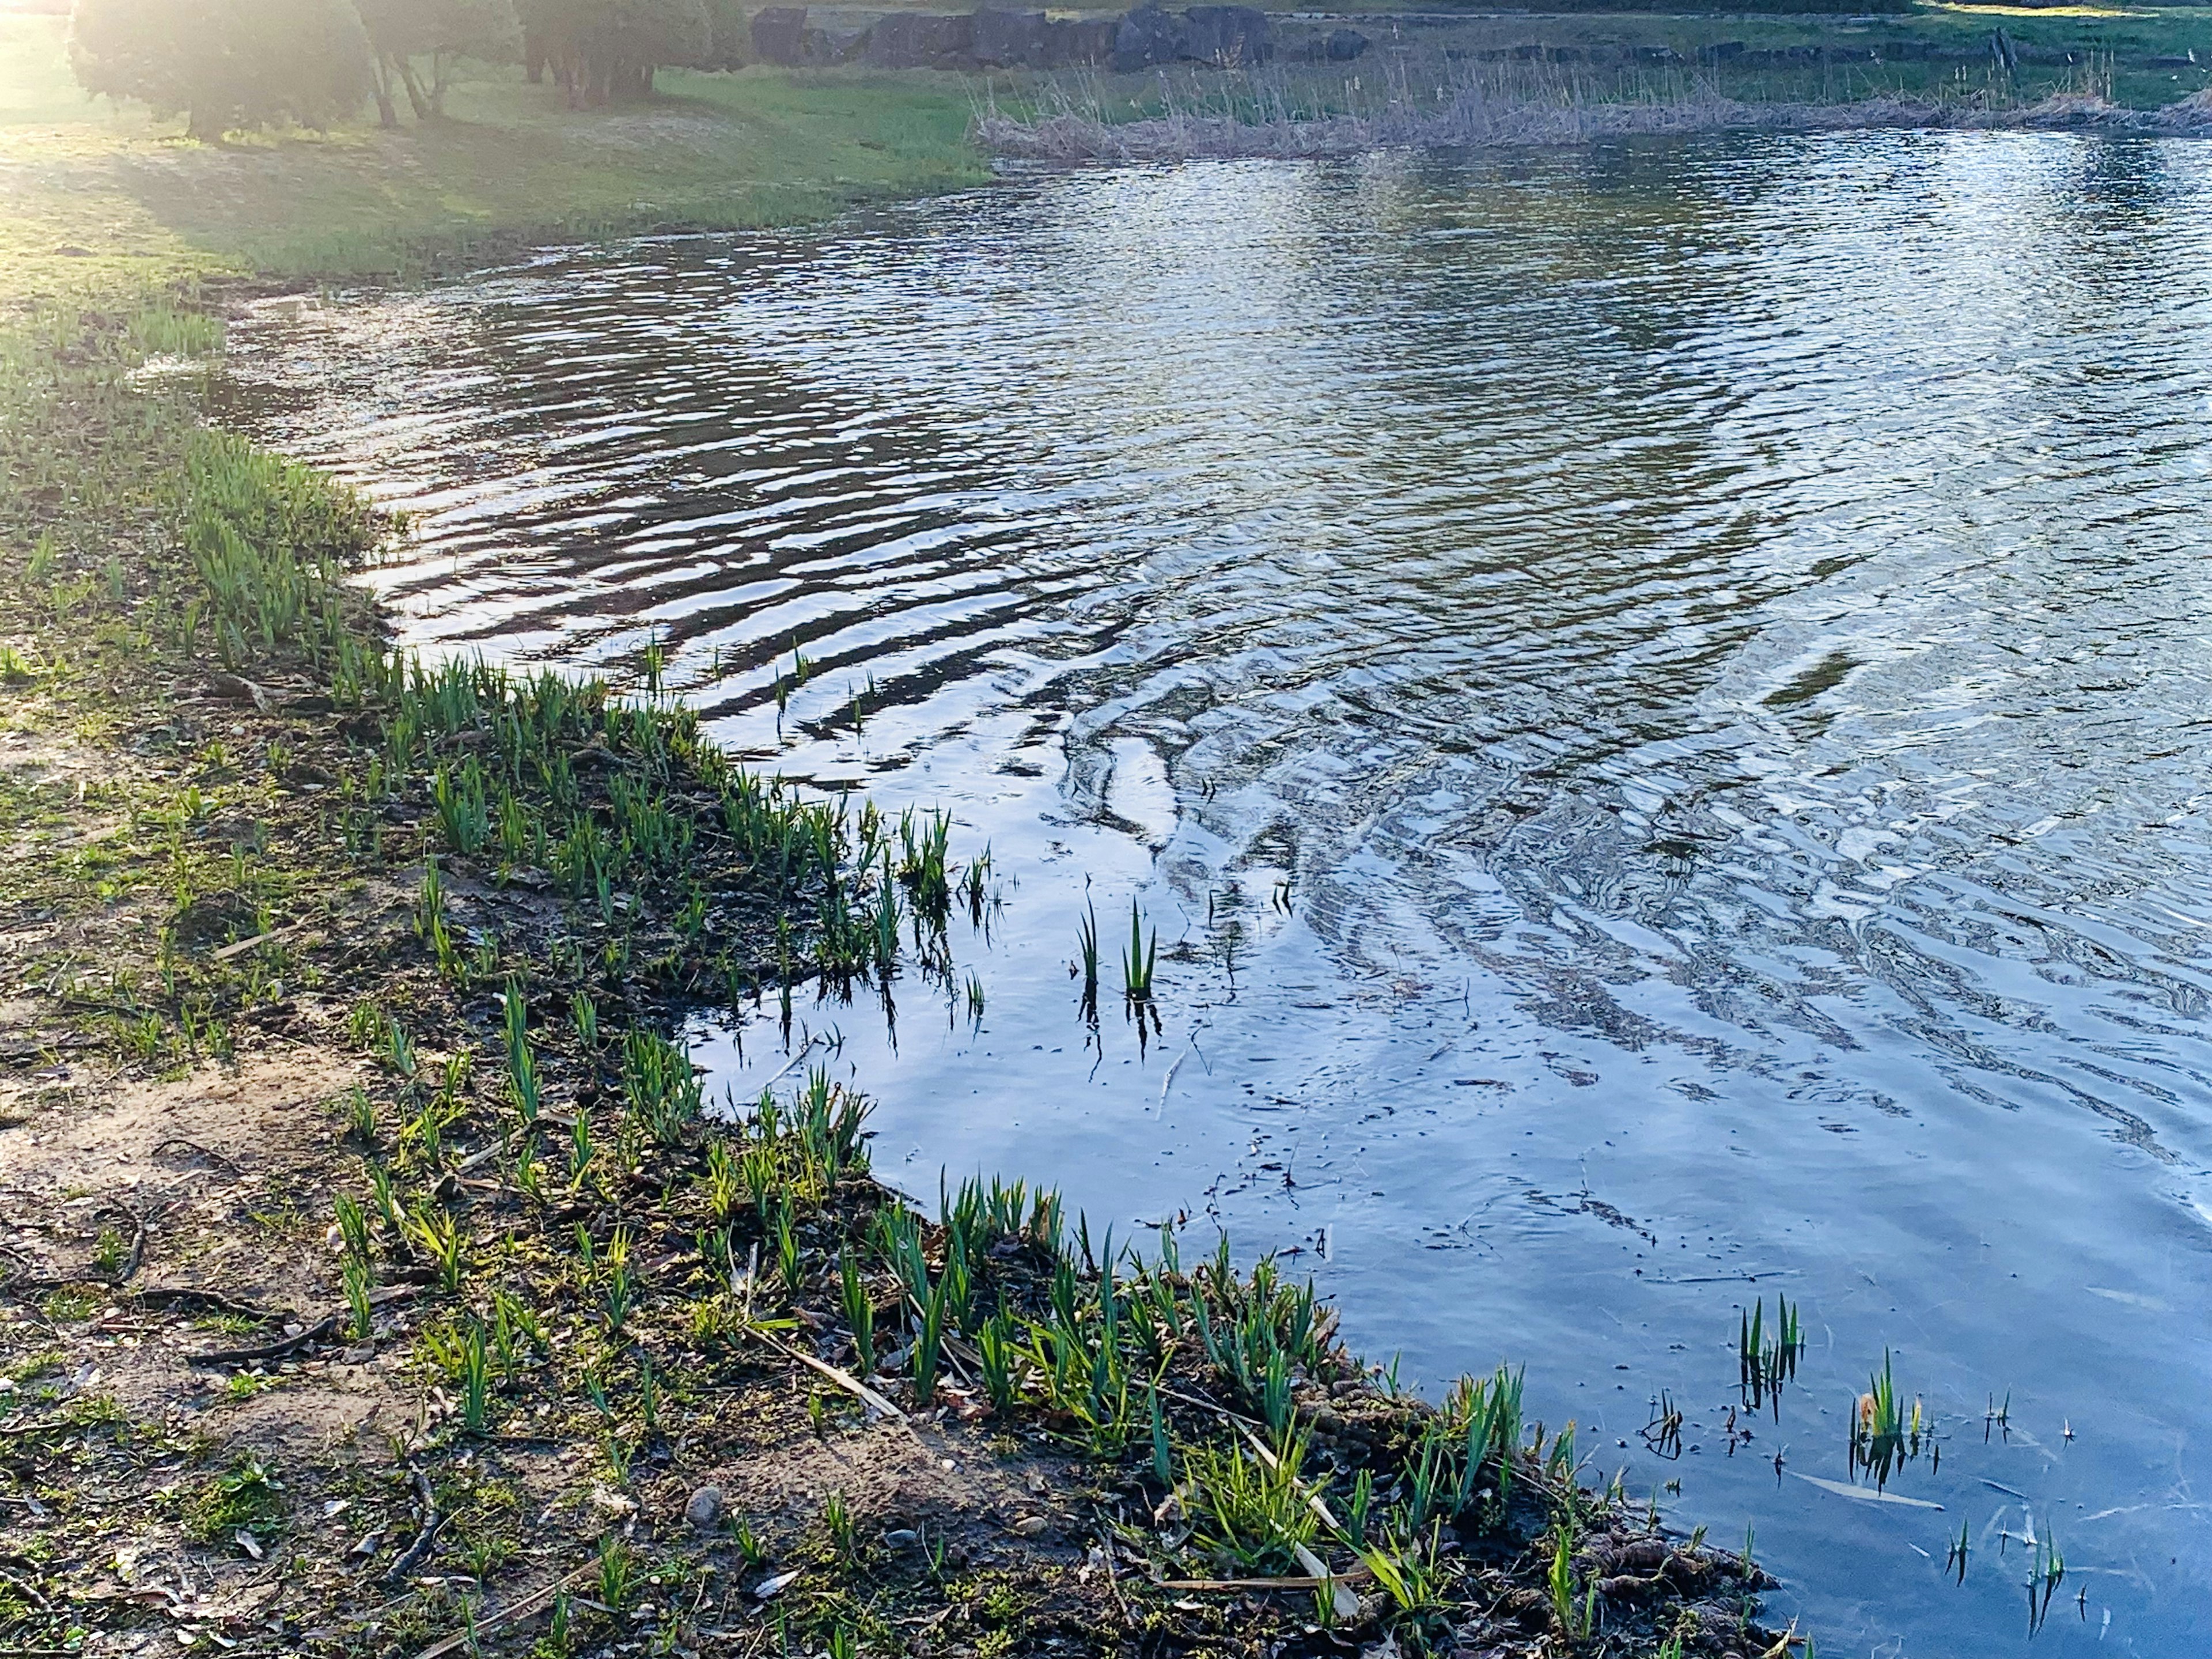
[223,130,2212,1656]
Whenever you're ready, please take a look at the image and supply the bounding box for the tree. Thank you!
[518,0,709,104]
[354,0,520,125]
[69,0,373,141]
[700,0,748,69]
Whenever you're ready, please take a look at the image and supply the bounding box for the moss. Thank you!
[183,1456,283,1544]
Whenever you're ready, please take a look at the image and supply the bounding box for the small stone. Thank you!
[685,1486,725,1531]
[1009,1515,1049,1537]
[883,1529,920,1548]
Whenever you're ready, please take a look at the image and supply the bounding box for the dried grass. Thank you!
[976,60,2212,162]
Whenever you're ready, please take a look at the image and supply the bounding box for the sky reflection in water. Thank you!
[222,131,2212,1657]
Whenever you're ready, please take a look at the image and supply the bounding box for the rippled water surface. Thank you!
[224,132,2212,1656]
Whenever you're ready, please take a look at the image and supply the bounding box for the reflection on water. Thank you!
[222,131,2212,1656]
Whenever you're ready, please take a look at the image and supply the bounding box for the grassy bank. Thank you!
[0,12,986,294]
[0,25,1783,1659]
[1248,3,2212,110]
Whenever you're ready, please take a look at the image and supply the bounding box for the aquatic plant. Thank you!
[1849,1350,1924,1488]
[1121,899,1158,1003]
[1075,900,1100,1019]
[2028,1525,2065,1633]
[1738,1294,1804,1410]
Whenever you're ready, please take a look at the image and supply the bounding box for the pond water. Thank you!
[221,131,2212,1656]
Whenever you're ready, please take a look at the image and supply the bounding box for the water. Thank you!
[221,131,2212,1656]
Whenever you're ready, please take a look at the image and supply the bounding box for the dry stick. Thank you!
[1156,1573,1343,1593]
[385,1469,444,1584]
[151,1137,240,1173]
[412,1562,597,1659]
[191,1287,415,1366]
[191,1310,343,1368]
[134,1287,287,1323]
[210,922,312,962]
[745,1324,916,1433]
[86,1200,154,1287]
[1096,1526,1133,1628]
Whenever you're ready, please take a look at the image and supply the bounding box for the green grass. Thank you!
[0,14,987,304]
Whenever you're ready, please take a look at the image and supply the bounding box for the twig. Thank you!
[134,1287,287,1323]
[756,1034,823,1093]
[116,1215,147,1284]
[0,1565,51,1609]
[1096,1527,1132,1628]
[191,1310,342,1368]
[189,1285,412,1365]
[412,1562,596,1659]
[740,1323,934,1453]
[210,922,309,962]
[152,1137,240,1173]
[384,1469,443,1584]
[745,1324,908,1423]
[1155,1573,1347,1592]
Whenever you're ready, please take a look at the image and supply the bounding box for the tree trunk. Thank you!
[370,58,400,128]
[395,56,433,120]
[430,51,451,118]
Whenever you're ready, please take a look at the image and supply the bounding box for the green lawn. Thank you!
[0,13,988,306]
[4,0,2203,320]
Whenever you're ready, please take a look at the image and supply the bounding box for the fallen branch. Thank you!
[190,1284,412,1365]
[385,1469,444,1584]
[191,1310,342,1368]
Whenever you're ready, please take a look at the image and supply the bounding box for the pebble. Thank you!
[685,1485,725,1531]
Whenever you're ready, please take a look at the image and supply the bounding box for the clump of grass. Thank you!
[184,1456,283,1545]
[596,1535,632,1615]
[405,1202,465,1293]
[342,1256,374,1340]
[1120,899,1157,1004]
[823,1489,857,1559]
[620,1028,700,1146]
[839,1249,875,1377]
[1850,1350,1926,1488]
[2029,1526,2066,1632]
[1738,1294,1804,1410]
[1184,1430,1317,1573]
[503,979,540,1127]
[339,1084,377,1145]
[333,1193,373,1263]
[1075,900,1100,1020]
